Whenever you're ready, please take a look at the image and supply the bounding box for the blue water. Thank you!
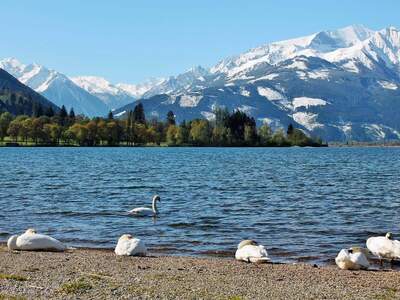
[0,147,399,264]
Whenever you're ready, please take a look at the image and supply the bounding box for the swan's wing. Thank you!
[391,240,400,258]
[235,245,269,262]
[351,252,369,269]
[16,233,66,251]
[128,207,153,215]
[367,237,394,258]
[115,239,147,256]
[7,235,18,250]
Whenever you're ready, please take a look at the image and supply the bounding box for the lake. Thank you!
[0,147,399,264]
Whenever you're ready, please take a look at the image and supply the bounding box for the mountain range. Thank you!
[0,68,58,116]
[1,24,400,141]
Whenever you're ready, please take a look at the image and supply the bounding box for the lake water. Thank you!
[0,147,399,264]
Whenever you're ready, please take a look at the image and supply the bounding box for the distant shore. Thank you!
[1,246,400,299]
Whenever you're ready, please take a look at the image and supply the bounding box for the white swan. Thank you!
[335,247,370,270]
[366,232,400,262]
[235,240,270,263]
[128,195,161,216]
[7,228,66,252]
[115,234,147,256]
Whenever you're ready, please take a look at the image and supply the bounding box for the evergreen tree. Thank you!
[133,103,145,124]
[69,108,75,120]
[166,111,176,126]
[45,106,55,117]
[287,123,294,136]
[59,105,68,126]
[108,110,114,120]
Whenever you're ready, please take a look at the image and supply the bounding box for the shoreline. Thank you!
[1,246,400,299]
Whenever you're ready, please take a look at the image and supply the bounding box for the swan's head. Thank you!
[386,232,393,239]
[349,247,370,257]
[25,228,37,234]
[238,240,258,249]
[119,234,133,241]
[7,235,18,251]
[153,195,161,202]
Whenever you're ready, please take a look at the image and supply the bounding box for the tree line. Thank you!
[0,103,325,147]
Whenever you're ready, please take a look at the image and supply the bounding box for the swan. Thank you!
[7,228,66,252]
[235,240,270,263]
[128,195,161,216]
[366,232,400,262]
[335,247,370,270]
[115,234,147,256]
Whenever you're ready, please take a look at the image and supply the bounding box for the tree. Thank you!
[271,129,287,146]
[69,123,88,146]
[244,124,257,145]
[258,123,272,146]
[190,119,211,146]
[287,123,294,136]
[176,121,190,145]
[108,110,114,120]
[21,118,33,144]
[59,105,68,126]
[166,125,178,145]
[0,112,13,141]
[133,103,145,124]
[69,108,75,119]
[33,103,43,118]
[45,106,55,117]
[7,119,22,142]
[85,121,99,146]
[214,107,230,128]
[166,111,176,126]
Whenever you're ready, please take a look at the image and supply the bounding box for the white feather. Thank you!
[115,234,147,256]
[335,249,369,270]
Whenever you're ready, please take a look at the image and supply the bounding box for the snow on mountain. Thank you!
[116,78,165,98]
[71,76,134,110]
[0,58,109,116]
[114,25,400,142]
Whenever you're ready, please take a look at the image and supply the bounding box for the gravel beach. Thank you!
[1,245,400,300]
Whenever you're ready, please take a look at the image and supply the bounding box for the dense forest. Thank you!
[0,103,325,147]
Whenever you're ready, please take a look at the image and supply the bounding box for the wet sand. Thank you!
[1,246,400,299]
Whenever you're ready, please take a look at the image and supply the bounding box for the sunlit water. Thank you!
[0,147,399,265]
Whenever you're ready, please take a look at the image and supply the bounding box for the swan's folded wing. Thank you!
[235,245,269,262]
[351,252,369,269]
[16,233,66,251]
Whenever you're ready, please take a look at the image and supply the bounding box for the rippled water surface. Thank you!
[1,147,399,264]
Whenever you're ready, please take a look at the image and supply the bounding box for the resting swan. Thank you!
[7,228,66,252]
[335,247,370,270]
[128,195,161,216]
[115,234,147,256]
[235,240,270,263]
[366,232,400,262]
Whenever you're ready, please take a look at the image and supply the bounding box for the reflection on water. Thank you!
[0,147,399,265]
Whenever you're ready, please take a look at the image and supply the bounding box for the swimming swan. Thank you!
[115,234,147,256]
[366,232,400,262]
[128,195,161,216]
[335,248,370,270]
[7,228,66,252]
[235,240,270,263]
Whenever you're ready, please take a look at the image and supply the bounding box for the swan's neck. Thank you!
[152,199,158,213]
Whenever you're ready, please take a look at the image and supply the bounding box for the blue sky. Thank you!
[1,0,399,83]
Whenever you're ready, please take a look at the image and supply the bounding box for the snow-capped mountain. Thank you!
[0,58,109,117]
[116,78,166,99]
[114,25,400,141]
[71,76,134,110]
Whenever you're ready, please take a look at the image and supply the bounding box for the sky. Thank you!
[1,0,399,84]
